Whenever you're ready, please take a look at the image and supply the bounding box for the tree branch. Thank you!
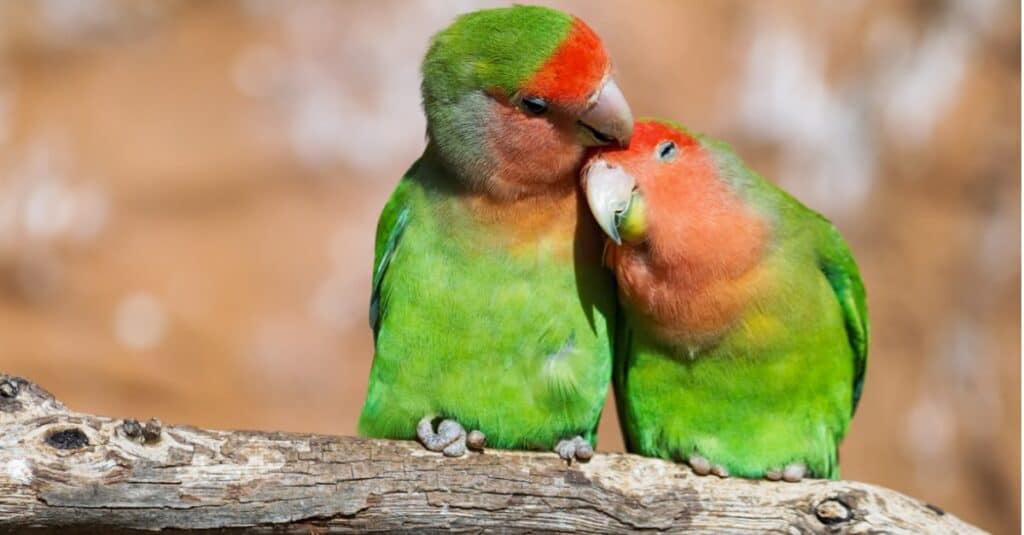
[0,373,982,534]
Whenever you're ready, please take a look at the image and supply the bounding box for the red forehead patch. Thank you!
[630,121,698,151]
[591,120,699,163]
[521,18,610,104]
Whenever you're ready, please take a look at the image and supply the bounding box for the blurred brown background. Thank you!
[0,1,1018,532]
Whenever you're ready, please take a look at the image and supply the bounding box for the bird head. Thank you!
[422,6,633,198]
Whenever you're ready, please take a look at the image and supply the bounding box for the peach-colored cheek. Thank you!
[485,106,582,186]
[606,139,770,345]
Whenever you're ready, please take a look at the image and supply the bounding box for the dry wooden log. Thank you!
[0,373,983,534]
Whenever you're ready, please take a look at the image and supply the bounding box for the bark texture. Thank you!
[0,373,984,534]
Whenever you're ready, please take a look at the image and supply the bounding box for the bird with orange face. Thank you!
[584,119,867,479]
[358,6,633,459]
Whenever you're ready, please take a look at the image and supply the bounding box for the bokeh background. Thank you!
[0,0,1018,532]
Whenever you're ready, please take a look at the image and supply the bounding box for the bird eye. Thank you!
[520,96,548,115]
[656,141,678,162]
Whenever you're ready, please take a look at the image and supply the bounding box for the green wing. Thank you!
[707,137,869,416]
[369,174,414,343]
[817,223,869,416]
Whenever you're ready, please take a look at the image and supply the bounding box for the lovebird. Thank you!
[583,119,868,479]
[358,6,633,460]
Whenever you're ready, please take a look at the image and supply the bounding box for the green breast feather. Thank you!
[359,158,615,451]
[617,138,868,480]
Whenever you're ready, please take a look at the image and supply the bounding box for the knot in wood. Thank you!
[0,380,18,399]
[815,498,852,524]
[45,428,90,450]
[121,418,144,439]
[142,418,163,443]
[120,417,163,444]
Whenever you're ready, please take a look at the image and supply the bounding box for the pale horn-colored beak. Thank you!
[583,159,636,244]
[578,78,633,147]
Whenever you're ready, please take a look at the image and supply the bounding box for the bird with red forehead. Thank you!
[584,119,868,479]
[359,6,633,460]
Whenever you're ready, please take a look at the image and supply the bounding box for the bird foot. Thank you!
[554,436,594,463]
[765,463,806,482]
[687,454,729,478]
[416,416,485,457]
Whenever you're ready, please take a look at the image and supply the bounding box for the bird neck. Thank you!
[417,147,580,258]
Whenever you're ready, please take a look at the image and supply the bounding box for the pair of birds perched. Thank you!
[358,5,868,481]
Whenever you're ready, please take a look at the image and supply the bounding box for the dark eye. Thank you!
[656,140,678,161]
[521,96,548,115]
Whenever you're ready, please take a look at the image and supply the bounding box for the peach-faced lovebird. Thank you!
[358,6,633,460]
[583,119,867,479]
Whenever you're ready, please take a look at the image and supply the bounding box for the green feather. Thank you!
[369,176,411,341]
[359,154,615,449]
[818,225,869,415]
[421,6,572,104]
[616,127,868,480]
[420,6,574,185]
[360,5,614,452]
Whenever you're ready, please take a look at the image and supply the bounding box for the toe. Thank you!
[764,468,783,481]
[442,437,467,457]
[711,464,729,478]
[688,454,712,476]
[467,430,486,451]
[416,417,446,452]
[555,440,576,460]
[416,417,470,454]
[437,419,465,442]
[782,463,806,482]
[574,439,594,461]
[437,420,466,457]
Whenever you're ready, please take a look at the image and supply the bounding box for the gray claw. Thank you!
[442,437,466,457]
[554,436,593,462]
[575,441,594,461]
[782,463,806,482]
[416,417,468,456]
[417,417,448,451]
[556,440,576,460]
[711,464,730,478]
[437,419,465,444]
[688,454,712,476]
[467,430,486,451]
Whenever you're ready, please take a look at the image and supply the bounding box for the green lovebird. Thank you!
[358,6,633,459]
[583,119,868,479]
